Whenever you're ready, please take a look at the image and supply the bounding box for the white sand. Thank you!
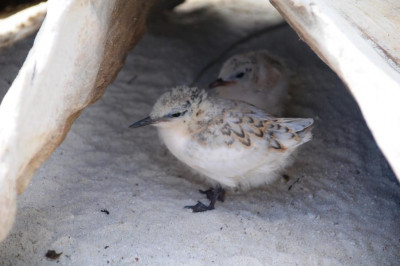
[0,1,399,265]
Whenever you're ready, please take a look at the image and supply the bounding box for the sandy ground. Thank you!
[0,1,399,265]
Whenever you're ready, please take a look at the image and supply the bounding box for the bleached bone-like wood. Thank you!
[0,2,47,49]
[270,0,400,180]
[0,0,154,241]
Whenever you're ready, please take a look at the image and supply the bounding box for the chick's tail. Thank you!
[266,118,314,150]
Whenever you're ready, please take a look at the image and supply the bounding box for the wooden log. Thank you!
[0,0,155,241]
[270,0,400,180]
[0,2,47,50]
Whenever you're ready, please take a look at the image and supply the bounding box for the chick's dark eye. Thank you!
[236,72,245,78]
[171,112,181,118]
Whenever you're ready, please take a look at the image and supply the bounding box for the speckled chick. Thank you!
[210,50,288,116]
[130,86,313,212]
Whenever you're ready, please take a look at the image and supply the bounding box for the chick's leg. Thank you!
[185,186,226,212]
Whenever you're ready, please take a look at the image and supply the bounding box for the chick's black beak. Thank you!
[209,78,234,88]
[129,116,154,128]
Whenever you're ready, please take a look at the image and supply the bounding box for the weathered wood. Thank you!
[0,0,154,241]
[270,0,400,180]
[0,2,47,50]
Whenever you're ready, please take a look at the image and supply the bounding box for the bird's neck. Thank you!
[186,100,221,133]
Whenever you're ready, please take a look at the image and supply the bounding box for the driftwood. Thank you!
[270,0,400,180]
[0,2,47,50]
[0,0,155,241]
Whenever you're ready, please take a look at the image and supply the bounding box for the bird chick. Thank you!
[130,86,313,212]
[209,50,288,116]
